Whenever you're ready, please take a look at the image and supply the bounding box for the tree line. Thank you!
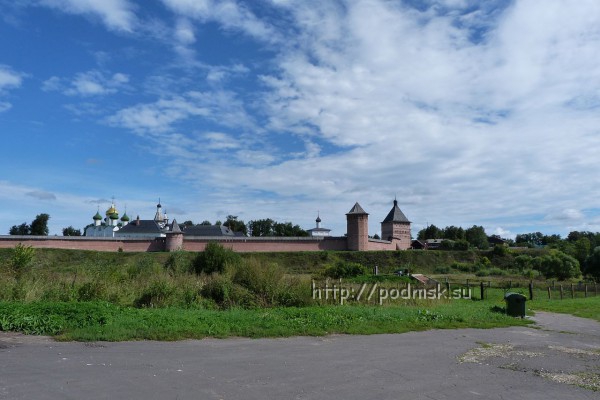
[416,224,489,249]
[182,215,308,237]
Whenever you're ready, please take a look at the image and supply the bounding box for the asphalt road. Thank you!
[1,312,599,399]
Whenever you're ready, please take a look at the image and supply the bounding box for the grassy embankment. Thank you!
[1,247,595,341]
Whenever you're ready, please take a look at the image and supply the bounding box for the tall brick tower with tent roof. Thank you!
[381,198,411,250]
[346,202,369,251]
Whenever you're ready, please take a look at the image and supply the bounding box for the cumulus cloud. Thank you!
[143,0,600,236]
[161,0,276,42]
[37,0,136,32]
[0,65,23,112]
[26,190,57,201]
[108,90,257,134]
[43,70,129,97]
[0,65,23,91]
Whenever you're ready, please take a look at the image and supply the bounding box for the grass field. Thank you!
[0,300,532,341]
[0,247,597,341]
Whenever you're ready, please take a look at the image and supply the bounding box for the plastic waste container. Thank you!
[504,292,526,318]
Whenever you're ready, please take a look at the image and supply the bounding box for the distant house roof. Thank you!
[307,227,331,233]
[183,225,237,237]
[411,239,426,249]
[410,274,439,285]
[346,202,368,215]
[488,235,507,245]
[118,220,164,234]
[382,199,410,223]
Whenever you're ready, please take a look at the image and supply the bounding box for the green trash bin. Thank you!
[504,292,526,318]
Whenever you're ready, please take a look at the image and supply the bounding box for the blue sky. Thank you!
[1,0,600,238]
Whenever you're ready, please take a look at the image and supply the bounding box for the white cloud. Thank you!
[108,90,257,134]
[146,0,600,236]
[27,1,599,237]
[0,65,23,112]
[37,0,136,32]
[0,65,23,91]
[175,18,196,45]
[43,70,129,97]
[26,190,57,201]
[161,0,276,42]
[0,102,11,113]
[204,132,241,150]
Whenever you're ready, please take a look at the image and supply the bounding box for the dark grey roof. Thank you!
[170,219,182,233]
[183,225,236,237]
[347,202,368,215]
[382,200,410,223]
[118,220,163,234]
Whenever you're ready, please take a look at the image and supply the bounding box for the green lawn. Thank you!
[0,300,531,341]
[528,296,600,322]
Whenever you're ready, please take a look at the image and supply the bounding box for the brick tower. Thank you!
[346,202,369,251]
[165,219,184,252]
[381,199,411,250]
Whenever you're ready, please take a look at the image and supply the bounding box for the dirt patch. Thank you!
[458,342,542,364]
[540,371,600,391]
[0,331,54,346]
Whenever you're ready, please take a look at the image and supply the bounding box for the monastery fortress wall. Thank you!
[1,200,412,253]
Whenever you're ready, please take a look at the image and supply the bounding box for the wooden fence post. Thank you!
[571,283,575,299]
[480,281,484,300]
[585,284,588,298]
[547,286,551,300]
[560,284,563,300]
[528,281,534,301]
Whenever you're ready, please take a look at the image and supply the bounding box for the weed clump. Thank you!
[193,242,241,274]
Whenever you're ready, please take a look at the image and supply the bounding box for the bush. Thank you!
[537,250,581,280]
[135,279,175,308]
[200,275,233,305]
[492,244,510,256]
[77,281,106,302]
[434,266,451,274]
[164,250,192,276]
[450,262,472,273]
[193,242,241,275]
[514,254,532,271]
[232,258,284,305]
[522,269,536,279]
[9,244,35,275]
[453,240,470,251]
[324,262,369,279]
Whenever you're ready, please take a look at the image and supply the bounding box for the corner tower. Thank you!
[381,199,411,250]
[346,202,369,251]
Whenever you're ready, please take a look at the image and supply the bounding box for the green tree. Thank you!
[465,225,489,249]
[62,226,81,236]
[538,250,581,280]
[514,254,532,271]
[417,224,442,240]
[223,215,247,235]
[273,221,308,237]
[9,222,30,235]
[199,220,211,226]
[30,213,50,236]
[442,226,465,241]
[248,218,274,237]
[585,246,600,278]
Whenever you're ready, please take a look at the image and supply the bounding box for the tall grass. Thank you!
[0,300,531,341]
